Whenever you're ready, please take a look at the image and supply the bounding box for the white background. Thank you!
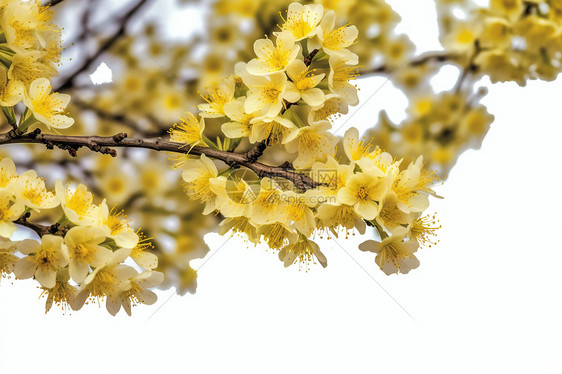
[1,1,562,373]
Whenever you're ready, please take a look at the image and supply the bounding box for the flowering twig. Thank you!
[243,48,321,162]
[0,132,321,190]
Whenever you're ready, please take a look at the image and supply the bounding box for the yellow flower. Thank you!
[40,268,80,313]
[99,167,136,205]
[328,55,359,105]
[283,121,338,168]
[99,200,139,249]
[279,236,327,269]
[210,176,254,218]
[315,10,358,64]
[408,213,440,248]
[23,78,74,130]
[198,75,236,118]
[249,115,295,144]
[243,71,288,118]
[383,35,415,66]
[78,248,136,308]
[479,17,512,49]
[14,235,67,289]
[310,156,354,196]
[490,0,522,20]
[10,169,58,210]
[63,226,113,283]
[247,178,283,225]
[284,59,326,106]
[222,97,256,138]
[130,232,158,270]
[169,111,206,146]
[181,154,220,215]
[336,172,390,220]
[444,22,479,51]
[392,156,438,213]
[0,158,18,189]
[258,221,297,250]
[55,180,98,226]
[343,128,398,179]
[278,3,324,41]
[375,192,411,234]
[0,236,18,282]
[459,106,494,137]
[0,190,24,238]
[343,127,374,162]
[474,50,525,85]
[0,0,55,48]
[8,50,50,85]
[309,94,349,122]
[316,202,366,235]
[359,228,420,275]
[106,270,163,316]
[278,191,317,237]
[246,31,300,76]
[219,216,259,244]
[0,65,23,106]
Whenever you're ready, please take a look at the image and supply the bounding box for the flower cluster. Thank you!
[54,0,421,291]
[169,3,440,274]
[0,0,73,131]
[365,90,495,178]
[438,0,562,84]
[0,157,162,315]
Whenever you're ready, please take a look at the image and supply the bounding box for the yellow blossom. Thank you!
[279,236,327,269]
[169,111,206,146]
[359,228,420,275]
[198,75,236,118]
[23,77,74,129]
[278,3,324,41]
[14,235,67,288]
[246,31,300,76]
[284,59,326,106]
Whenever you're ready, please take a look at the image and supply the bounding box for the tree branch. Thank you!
[14,213,67,237]
[43,0,65,6]
[55,0,149,92]
[0,132,321,191]
[362,51,460,76]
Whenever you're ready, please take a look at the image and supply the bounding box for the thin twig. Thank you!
[55,0,149,92]
[13,213,67,237]
[362,51,459,76]
[44,0,65,6]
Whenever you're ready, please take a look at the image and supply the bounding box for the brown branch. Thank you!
[55,0,149,92]
[362,51,460,76]
[43,0,65,6]
[14,213,67,237]
[454,41,481,93]
[0,132,321,191]
[304,49,320,66]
